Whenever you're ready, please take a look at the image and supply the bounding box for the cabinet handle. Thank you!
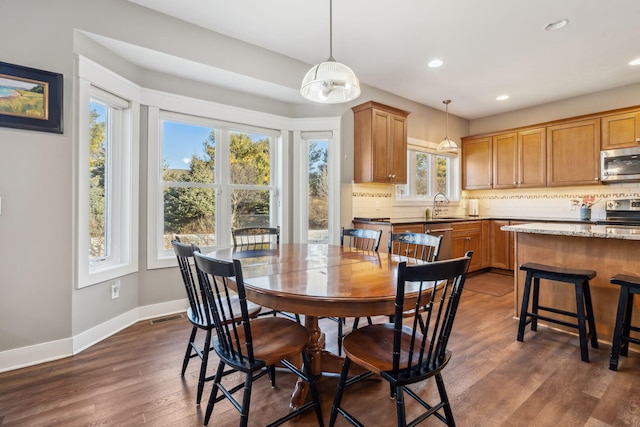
[594,177,598,181]
[636,138,640,143]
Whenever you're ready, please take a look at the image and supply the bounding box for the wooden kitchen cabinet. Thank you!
[481,220,491,269]
[489,220,511,270]
[492,132,517,189]
[451,221,482,272]
[352,101,410,184]
[491,128,546,189]
[461,135,492,190]
[601,110,640,150]
[546,118,600,186]
[517,127,547,188]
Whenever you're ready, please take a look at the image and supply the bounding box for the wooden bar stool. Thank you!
[517,263,598,362]
[609,274,640,371]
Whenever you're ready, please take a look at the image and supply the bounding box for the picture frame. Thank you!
[0,61,63,134]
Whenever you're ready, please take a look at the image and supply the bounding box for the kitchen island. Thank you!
[502,222,640,344]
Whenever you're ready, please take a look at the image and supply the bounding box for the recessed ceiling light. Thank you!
[630,58,640,66]
[496,95,509,101]
[428,59,443,68]
[544,19,569,31]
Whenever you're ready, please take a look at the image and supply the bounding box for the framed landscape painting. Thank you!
[0,61,63,134]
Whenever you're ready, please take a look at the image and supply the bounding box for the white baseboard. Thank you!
[0,298,188,373]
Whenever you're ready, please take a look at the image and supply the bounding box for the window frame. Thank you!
[292,121,341,245]
[394,137,460,205]
[153,110,280,261]
[75,56,140,288]
[145,91,292,269]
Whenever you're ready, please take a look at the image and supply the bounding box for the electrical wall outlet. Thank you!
[110,280,121,299]
[570,199,580,211]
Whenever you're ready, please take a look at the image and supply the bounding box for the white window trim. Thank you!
[75,55,140,288]
[393,137,460,206]
[292,117,341,245]
[144,90,292,269]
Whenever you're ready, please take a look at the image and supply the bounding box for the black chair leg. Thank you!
[531,277,540,331]
[621,293,634,357]
[352,317,360,331]
[517,271,533,341]
[239,372,253,427]
[204,361,226,425]
[182,326,197,376]
[329,357,351,427]
[197,330,212,404]
[301,350,325,427]
[582,279,599,348]
[435,373,456,427]
[609,287,629,371]
[395,385,407,427]
[574,281,590,362]
[337,319,343,356]
[268,365,276,387]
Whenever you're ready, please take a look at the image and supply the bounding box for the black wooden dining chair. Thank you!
[172,240,261,404]
[331,227,384,355]
[388,231,442,262]
[193,252,324,427]
[387,231,443,328]
[231,226,301,323]
[231,226,280,250]
[329,251,473,427]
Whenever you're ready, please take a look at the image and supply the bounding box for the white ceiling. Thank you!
[116,0,640,119]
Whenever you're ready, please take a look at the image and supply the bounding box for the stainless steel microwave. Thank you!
[601,147,640,182]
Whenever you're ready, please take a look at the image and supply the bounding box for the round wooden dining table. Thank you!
[207,243,428,409]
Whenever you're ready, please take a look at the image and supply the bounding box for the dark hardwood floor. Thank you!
[1,272,638,426]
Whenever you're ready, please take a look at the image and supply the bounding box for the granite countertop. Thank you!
[352,216,634,226]
[502,222,640,240]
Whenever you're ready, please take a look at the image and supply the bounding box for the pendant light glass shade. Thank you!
[301,59,360,103]
[437,99,458,152]
[300,0,360,104]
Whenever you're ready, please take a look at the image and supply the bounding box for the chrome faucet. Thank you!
[433,192,450,218]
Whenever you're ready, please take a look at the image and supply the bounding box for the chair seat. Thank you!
[611,274,640,289]
[218,317,309,366]
[186,298,261,327]
[343,324,444,374]
[520,262,596,281]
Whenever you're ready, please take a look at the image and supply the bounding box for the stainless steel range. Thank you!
[605,199,640,224]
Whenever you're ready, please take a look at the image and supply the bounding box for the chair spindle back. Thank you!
[389,251,473,378]
[193,252,258,366]
[341,227,383,252]
[232,226,280,250]
[172,240,213,327]
[388,232,442,262]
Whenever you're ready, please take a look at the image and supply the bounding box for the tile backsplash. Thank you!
[351,182,640,221]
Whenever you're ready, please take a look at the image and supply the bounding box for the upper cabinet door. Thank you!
[462,136,492,190]
[601,110,640,150]
[546,119,600,186]
[353,101,409,184]
[517,127,546,188]
[492,132,517,189]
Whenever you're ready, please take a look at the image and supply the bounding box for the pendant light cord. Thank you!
[328,0,334,61]
[444,99,451,139]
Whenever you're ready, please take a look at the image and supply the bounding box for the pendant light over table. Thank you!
[300,0,360,104]
[437,99,458,152]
